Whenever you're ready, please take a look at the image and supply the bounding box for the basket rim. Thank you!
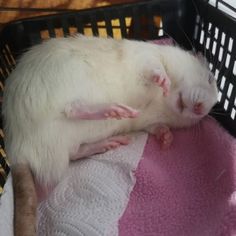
[0,0,184,36]
[0,1,154,30]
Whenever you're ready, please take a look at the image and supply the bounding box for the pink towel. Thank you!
[119,117,236,236]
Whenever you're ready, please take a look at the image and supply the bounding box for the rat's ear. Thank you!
[196,52,208,66]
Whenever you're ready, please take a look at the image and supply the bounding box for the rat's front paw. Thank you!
[104,104,139,120]
[64,101,139,120]
[151,69,171,96]
[154,125,173,150]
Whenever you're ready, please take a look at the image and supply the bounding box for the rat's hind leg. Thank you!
[70,135,130,160]
[64,102,139,120]
[146,124,173,150]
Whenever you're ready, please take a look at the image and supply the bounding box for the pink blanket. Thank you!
[119,117,236,236]
[36,38,235,235]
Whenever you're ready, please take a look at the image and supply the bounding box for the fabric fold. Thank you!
[37,132,148,236]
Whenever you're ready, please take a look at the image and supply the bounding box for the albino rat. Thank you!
[2,35,218,185]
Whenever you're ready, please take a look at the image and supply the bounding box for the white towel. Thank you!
[37,132,147,236]
[0,175,14,236]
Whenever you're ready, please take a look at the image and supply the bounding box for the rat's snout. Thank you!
[193,102,204,115]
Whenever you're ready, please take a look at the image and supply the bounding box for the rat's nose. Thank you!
[193,102,203,115]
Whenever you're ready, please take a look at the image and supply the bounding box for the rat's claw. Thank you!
[152,125,173,150]
[103,104,139,120]
[162,78,171,97]
[151,70,171,97]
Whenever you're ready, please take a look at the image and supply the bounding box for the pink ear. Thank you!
[196,52,208,65]
[197,51,203,58]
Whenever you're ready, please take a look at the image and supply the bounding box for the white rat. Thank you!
[2,35,218,185]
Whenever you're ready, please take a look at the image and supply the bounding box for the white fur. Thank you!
[2,35,218,185]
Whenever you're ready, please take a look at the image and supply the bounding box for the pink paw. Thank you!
[155,126,173,150]
[64,102,139,120]
[104,104,139,120]
[100,135,131,152]
[152,73,171,96]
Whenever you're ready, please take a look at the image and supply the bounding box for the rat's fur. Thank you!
[2,35,218,185]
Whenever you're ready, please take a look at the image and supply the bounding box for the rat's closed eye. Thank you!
[177,92,186,112]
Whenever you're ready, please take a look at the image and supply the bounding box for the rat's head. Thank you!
[165,51,218,121]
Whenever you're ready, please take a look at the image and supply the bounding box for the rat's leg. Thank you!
[145,124,173,150]
[149,66,171,96]
[70,135,130,160]
[64,102,139,120]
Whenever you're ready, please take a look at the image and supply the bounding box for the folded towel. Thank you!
[0,174,14,236]
[37,132,148,236]
[119,117,236,236]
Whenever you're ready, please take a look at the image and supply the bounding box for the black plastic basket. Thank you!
[0,0,235,193]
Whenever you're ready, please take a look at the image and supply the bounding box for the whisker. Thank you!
[207,28,216,68]
[210,111,228,116]
[216,77,221,86]
[207,30,215,68]
[212,107,226,111]
[212,109,225,114]
[196,122,201,141]
[211,108,226,113]
[191,92,195,104]
[203,24,217,71]
[215,169,226,181]
[202,27,208,59]
[199,17,216,73]
[176,21,196,52]
[191,0,200,18]
[190,0,205,52]
[191,0,210,62]
[216,53,227,83]
[193,123,198,138]
[211,29,219,71]
[212,33,227,74]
